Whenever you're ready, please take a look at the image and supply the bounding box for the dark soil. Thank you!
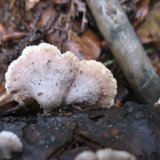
[1,102,160,160]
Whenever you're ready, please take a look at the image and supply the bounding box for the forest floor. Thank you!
[0,0,160,160]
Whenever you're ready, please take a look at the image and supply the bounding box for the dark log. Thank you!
[86,0,160,104]
[0,102,160,160]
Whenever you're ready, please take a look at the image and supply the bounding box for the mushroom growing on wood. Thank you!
[5,43,117,113]
[0,131,23,159]
[74,151,97,160]
[154,98,160,108]
[74,149,136,160]
[96,149,136,160]
[5,43,79,113]
[65,60,117,108]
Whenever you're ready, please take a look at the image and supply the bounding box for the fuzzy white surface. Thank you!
[0,131,23,159]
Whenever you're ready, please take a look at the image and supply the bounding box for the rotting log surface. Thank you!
[0,102,160,160]
[86,0,160,104]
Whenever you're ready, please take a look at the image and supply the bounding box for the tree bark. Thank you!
[86,0,160,104]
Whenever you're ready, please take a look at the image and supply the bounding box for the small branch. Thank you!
[86,0,160,104]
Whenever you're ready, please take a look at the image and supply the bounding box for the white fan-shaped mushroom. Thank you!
[5,43,117,113]
[74,149,136,160]
[96,149,136,160]
[5,43,79,113]
[0,131,23,159]
[74,151,97,160]
[65,60,117,108]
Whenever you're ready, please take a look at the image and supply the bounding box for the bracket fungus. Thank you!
[74,149,136,160]
[5,43,117,113]
[0,131,23,160]
[74,151,97,160]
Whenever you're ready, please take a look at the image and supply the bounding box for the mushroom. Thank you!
[5,43,117,113]
[96,149,136,160]
[74,151,97,160]
[74,149,136,160]
[65,60,117,108]
[154,98,160,108]
[5,43,79,113]
[0,131,23,160]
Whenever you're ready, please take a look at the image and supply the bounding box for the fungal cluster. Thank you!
[74,149,136,160]
[0,131,23,160]
[5,43,117,113]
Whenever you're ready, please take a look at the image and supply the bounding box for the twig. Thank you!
[0,32,26,42]
[86,0,160,104]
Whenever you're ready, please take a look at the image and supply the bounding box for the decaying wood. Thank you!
[86,0,160,104]
[0,102,160,160]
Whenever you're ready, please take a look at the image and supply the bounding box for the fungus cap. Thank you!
[0,131,23,159]
[74,151,97,160]
[96,149,136,160]
[154,98,160,108]
[5,43,117,113]
[74,149,136,160]
[5,43,79,113]
[65,60,117,108]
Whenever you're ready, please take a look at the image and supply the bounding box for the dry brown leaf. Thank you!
[0,83,5,96]
[47,29,101,60]
[0,24,5,33]
[0,92,14,107]
[53,0,69,5]
[133,0,150,28]
[137,2,160,44]
[150,54,160,75]
[0,92,17,112]
[25,0,40,11]
[1,32,26,42]
[0,65,16,112]
[36,5,56,28]
[62,29,101,60]
[0,68,5,84]
[26,0,100,60]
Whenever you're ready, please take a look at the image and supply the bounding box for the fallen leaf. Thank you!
[25,0,40,11]
[36,5,56,28]
[0,83,5,96]
[62,30,101,60]
[0,23,5,32]
[0,91,17,112]
[1,32,26,42]
[137,2,160,44]
[47,29,101,60]
[0,92,14,107]
[133,0,150,28]
[53,0,69,5]
[150,54,160,75]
